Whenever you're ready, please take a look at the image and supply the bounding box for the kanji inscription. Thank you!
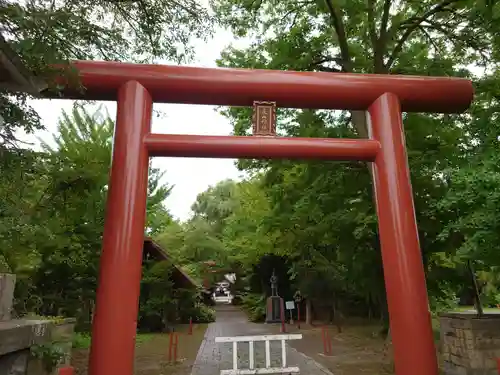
[252,101,276,136]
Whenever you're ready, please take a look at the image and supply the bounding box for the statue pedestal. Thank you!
[265,296,284,323]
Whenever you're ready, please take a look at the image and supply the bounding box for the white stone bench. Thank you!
[215,334,302,375]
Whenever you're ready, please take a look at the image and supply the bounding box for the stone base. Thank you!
[0,274,16,321]
[265,296,284,323]
[440,312,500,375]
[0,318,75,375]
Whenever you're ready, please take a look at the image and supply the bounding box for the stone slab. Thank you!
[440,312,500,375]
[0,274,16,321]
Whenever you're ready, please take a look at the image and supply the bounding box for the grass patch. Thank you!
[71,324,208,375]
[73,332,92,349]
[453,305,499,313]
[72,332,157,349]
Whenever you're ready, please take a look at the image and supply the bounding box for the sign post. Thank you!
[294,291,303,329]
[285,301,295,325]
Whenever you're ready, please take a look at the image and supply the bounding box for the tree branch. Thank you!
[397,0,462,28]
[386,0,462,69]
[416,25,443,55]
[366,0,377,46]
[323,0,351,71]
[380,0,392,37]
[368,0,389,72]
[422,21,490,62]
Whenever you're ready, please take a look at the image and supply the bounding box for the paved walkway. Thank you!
[191,304,333,375]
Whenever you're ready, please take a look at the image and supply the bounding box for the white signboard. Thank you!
[285,301,295,310]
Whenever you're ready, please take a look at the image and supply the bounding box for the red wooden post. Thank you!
[88,81,152,375]
[168,333,174,362]
[327,329,332,355]
[59,367,74,375]
[322,327,331,355]
[321,327,325,354]
[280,299,286,333]
[173,333,179,362]
[496,358,500,374]
[297,303,301,329]
[188,317,193,335]
[369,93,438,375]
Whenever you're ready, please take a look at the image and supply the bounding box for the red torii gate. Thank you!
[53,61,473,375]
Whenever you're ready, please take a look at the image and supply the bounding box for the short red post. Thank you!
[321,327,327,355]
[173,333,179,362]
[280,300,286,333]
[321,327,325,354]
[496,358,500,374]
[188,317,193,335]
[168,333,174,362]
[168,332,179,363]
[297,304,301,329]
[321,326,332,356]
[327,329,332,354]
[59,367,74,375]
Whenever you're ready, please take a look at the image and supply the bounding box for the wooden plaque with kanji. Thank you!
[252,101,276,136]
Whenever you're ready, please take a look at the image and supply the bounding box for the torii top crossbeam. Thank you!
[53,60,474,113]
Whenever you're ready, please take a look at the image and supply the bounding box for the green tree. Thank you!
[7,106,174,327]
[212,0,497,136]
[206,0,500,319]
[0,148,47,272]
[0,0,213,146]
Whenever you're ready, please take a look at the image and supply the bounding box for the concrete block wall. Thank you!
[0,273,76,375]
[0,273,16,321]
[440,312,500,375]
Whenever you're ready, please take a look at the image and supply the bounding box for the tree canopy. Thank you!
[0,0,213,146]
[162,0,500,318]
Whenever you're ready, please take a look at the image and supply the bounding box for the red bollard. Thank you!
[322,326,332,355]
[322,327,327,355]
[168,332,174,362]
[188,317,193,335]
[496,358,500,374]
[173,333,179,362]
[167,332,179,363]
[59,367,74,375]
[327,329,332,354]
[297,304,301,329]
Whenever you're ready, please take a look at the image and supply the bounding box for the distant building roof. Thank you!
[142,237,198,290]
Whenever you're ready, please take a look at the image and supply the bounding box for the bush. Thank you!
[241,293,266,322]
[73,332,92,349]
[231,294,243,305]
[184,302,216,323]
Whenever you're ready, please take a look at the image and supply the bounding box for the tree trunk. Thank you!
[332,299,342,333]
[467,260,483,317]
[305,299,312,325]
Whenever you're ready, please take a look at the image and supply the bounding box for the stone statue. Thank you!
[270,269,278,297]
[266,269,282,323]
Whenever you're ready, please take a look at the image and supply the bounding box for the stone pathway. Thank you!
[191,304,333,375]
